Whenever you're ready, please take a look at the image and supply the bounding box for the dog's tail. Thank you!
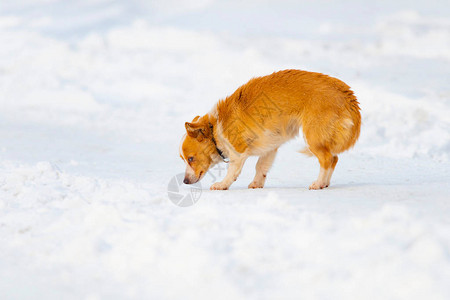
[298,147,314,157]
[342,92,361,151]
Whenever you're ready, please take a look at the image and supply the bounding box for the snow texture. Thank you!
[0,1,449,299]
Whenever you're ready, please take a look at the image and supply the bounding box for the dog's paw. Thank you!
[248,181,264,189]
[309,181,328,190]
[210,182,229,190]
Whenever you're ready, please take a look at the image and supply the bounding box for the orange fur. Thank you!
[180,69,361,190]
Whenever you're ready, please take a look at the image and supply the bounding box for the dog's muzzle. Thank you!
[183,168,203,185]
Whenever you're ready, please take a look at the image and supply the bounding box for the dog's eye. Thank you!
[188,156,194,163]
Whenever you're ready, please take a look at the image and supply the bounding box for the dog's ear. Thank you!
[185,118,210,140]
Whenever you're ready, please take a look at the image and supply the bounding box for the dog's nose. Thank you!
[183,177,190,184]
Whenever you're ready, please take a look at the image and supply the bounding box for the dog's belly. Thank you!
[247,120,301,156]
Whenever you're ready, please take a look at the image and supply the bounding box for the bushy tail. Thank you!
[298,147,314,157]
[333,93,361,153]
[345,96,361,150]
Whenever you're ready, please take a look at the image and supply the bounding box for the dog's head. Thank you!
[179,115,219,184]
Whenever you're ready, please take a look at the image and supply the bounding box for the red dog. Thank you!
[180,70,361,190]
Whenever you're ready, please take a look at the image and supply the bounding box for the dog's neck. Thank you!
[209,122,229,163]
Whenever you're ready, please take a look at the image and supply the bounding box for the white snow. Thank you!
[1,1,450,299]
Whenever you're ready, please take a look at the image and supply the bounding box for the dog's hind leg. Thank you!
[325,155,338,187]
[248,148,278,189]
[309,147,334,190]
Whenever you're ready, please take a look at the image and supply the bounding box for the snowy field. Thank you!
[1,0,450,299]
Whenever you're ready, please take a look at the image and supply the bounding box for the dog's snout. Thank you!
[183,177,190,184]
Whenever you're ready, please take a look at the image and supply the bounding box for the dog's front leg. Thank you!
[210,155,248,190]
[248,148,278,189]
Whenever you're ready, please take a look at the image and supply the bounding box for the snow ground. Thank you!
[1,1,450,299]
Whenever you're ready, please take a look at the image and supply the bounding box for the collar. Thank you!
[209,123,229,163]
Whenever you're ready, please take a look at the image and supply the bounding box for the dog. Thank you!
[179,69,361,190]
